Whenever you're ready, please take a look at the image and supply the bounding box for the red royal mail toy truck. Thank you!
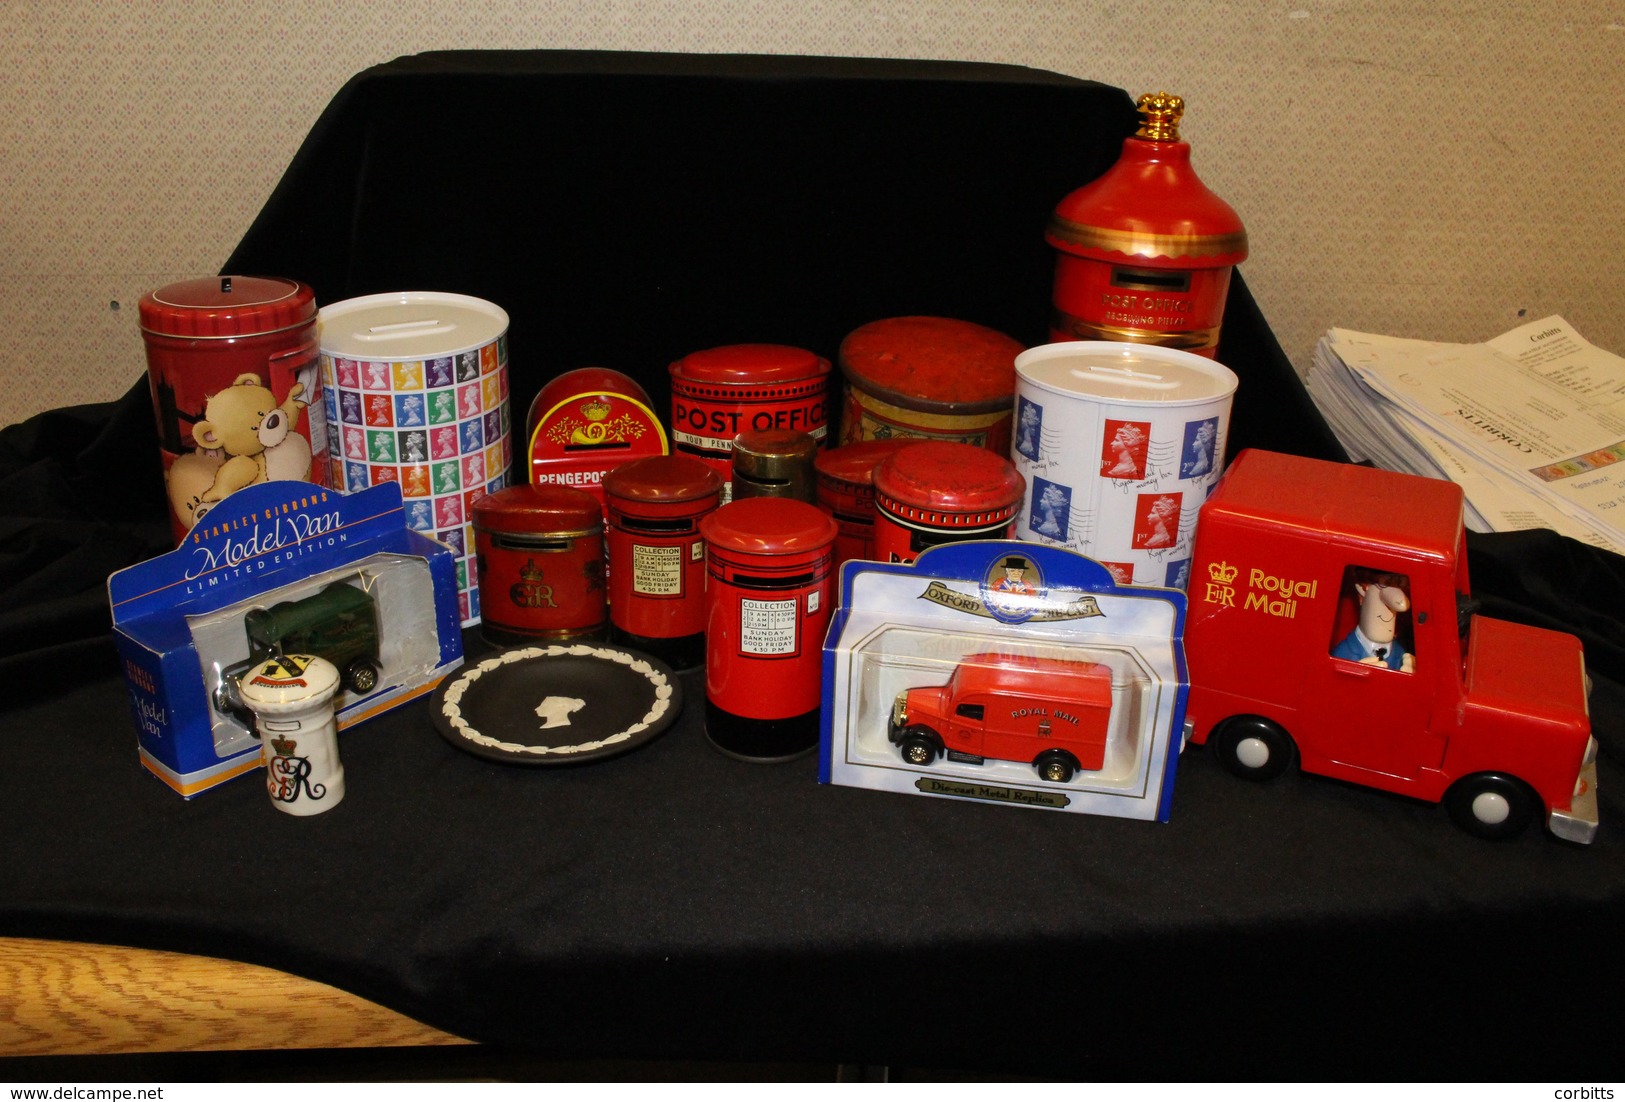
[889,652,1114,782]
[1184,449,1598,843]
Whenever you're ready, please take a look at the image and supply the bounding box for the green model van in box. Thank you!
[215,580,382,721]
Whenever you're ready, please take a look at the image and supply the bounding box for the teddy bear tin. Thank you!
[138,275,324,544]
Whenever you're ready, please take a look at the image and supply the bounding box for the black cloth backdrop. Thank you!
[2,51,1622,1079]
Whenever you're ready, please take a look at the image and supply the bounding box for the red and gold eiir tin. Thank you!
[1046,92,1247,358]
[872,441,1025,565]
[472,484,606,644]
[699,497,838,762]
[139,275,323,544]
[813,439,918,570]
[668,344,832,499]
[837,316,1024,454]
[602,455,724,670]
[526,367,668,511]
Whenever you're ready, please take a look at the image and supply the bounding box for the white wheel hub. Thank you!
[1235,736,1271,770]
[1471,790,1511,825]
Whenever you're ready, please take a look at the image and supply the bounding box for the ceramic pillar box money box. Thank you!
[236,653,345,816]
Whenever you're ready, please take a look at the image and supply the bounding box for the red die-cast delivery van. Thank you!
[889,652,1114,782]
[1183,449,1597,843]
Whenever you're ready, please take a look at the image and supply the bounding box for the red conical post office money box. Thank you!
[1047,92,1247,358]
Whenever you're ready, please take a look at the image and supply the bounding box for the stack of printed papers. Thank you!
[1307,316,1625,555]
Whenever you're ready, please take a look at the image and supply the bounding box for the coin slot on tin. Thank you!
[729,571,816,590]
[353,318,456,341]
[1109,267,1192,293]
[492,534,577,553]
[619,517,696,534]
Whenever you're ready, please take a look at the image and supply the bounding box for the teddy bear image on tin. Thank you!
[174,373,313,519]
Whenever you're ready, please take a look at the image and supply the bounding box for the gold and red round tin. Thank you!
[668,343,832,499]
[1046,93,1247,358]
[602,455,724,670]
[872,441,1025,565]
[699,497,838,762]
[139,275,323,544]
[836,316,1023,454]
[472,484,607,644]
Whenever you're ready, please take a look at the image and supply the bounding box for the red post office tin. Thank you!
[1046,92,1247,358]
[668,344,832,500]
[526,366,669,512]
[699,497,838,762]
[837,316,1024,454]
[472,483,607,644]
[138,275,323,544]
[872,441,1025,565]
[602,455,724,670]
[813,439,918,570]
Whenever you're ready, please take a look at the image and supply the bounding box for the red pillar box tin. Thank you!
[319,291,513,626]
[699,497,838,762]
[1046,92,1247,358]
[668,344,832,501]
[872,441,1025,565]
[602,455,724,670]
[526,366,669,513]
[471,484,607,645]
[138,275,323,544]
[837,316,1024,454]
[813,439,918,569]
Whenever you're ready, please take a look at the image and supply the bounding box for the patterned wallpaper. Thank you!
[4,0,1622,426]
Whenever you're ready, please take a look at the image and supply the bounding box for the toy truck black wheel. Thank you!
[1033,750,1079,783]
[1211,715,1295,781]
[345,659,380,695]
[897,727,941,767]
[1444,773,1538,841]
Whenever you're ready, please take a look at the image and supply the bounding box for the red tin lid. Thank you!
[138,275,317,338]
[814,439,918,494]
[874,441,1025,514]
[838,317,1023,414]
[700,496,837,555]
[473,483,603,536]
[603,454,724,504]
[669,343,831,386]
[532,366,655,416]
[1047,92,1247,268]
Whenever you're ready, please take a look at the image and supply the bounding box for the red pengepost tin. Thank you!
[602,455,724,670]
[139,275,323,544]
[872,441,1026,565]
[526,367,668,510]
[472,483,607,644]
[699,497,838,762]
[837,316,1024,454]
[668,344,832,499]
[813,439,920,570]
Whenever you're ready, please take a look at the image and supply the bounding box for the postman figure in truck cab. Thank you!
[1183,449,1597,843]
[1331,570,1416,673]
